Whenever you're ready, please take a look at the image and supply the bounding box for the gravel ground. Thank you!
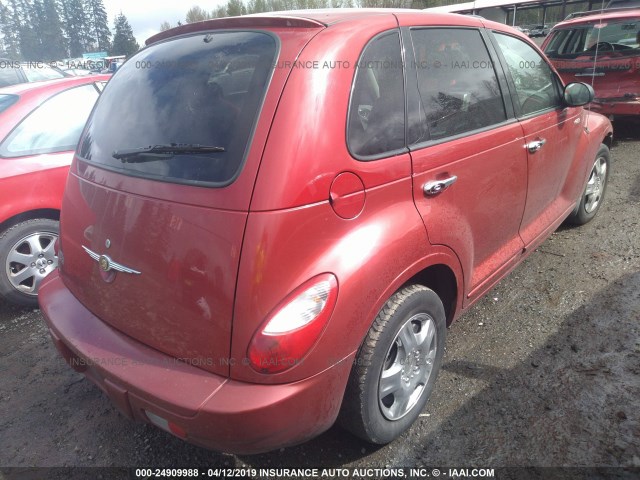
[0,119,638,479]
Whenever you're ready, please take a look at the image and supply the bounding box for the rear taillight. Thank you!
[247,274,338,374]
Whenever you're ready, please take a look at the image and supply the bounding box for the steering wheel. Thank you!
[588,41,614,52]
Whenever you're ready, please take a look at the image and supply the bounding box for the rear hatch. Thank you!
[58,25,322,376]
[544,16,640,100]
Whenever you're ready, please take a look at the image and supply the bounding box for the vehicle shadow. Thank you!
[1,276,637,471]
[0,300,33,321]
[399,271,640,468]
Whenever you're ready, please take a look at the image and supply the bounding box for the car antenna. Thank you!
[585,0,608,128]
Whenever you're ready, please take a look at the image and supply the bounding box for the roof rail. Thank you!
[565,6,640,20]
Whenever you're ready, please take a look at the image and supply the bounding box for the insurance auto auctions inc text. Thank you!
[197,467,496,478]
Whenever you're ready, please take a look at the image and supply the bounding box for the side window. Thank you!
[0,64,23,88]
[410,28,507,142]
[0,84,99,157]
[494,33,561,117]
[21,64,65,82]
[348,32,405,159]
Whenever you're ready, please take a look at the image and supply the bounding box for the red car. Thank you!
[39,10,612,453]
[0,75,110,306]
[542,8,640,118]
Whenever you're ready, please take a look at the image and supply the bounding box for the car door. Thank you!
[403,25,528,305]
[490,32,584,246]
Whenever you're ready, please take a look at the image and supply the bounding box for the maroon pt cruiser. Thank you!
[39,9,613,453]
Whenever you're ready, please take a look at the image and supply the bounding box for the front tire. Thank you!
[339,285,446,444]
[566,144,610,226]
[0,219,59,307]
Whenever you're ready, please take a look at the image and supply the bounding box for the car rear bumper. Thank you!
[590,97,640,117]
[39,270,353,454]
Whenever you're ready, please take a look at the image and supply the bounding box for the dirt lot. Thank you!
[0,120,639,478]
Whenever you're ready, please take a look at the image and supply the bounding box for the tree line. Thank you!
[0,0,140,61]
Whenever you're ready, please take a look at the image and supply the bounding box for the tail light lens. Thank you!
[248,273,338,374]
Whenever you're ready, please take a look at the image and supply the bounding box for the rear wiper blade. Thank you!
[113,143,225,162]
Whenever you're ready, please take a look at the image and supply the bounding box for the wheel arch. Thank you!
[364,247,465,335]
[401,263,459,327]
[0,209,60,236]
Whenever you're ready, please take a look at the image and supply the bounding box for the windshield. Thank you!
[78,31,277,186]
[545,19,640,59]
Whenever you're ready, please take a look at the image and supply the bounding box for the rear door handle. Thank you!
[423,175,457,196]
[527,139,546,153]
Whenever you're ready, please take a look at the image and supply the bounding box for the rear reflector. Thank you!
[145,410,187,439]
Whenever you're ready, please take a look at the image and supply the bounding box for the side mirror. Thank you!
[564,82,595,107]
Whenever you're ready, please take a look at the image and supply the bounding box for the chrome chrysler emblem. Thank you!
[82,246,141,275]
[98,255,110,272]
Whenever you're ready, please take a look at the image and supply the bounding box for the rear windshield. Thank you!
[545,19,640,59]
[78,31,277,186]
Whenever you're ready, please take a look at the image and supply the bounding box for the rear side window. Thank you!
[494,33,562,117]
[347,32,405,159]
[79,32,277,186]
[0,84,99,157]
[410,28,507,142]
[0,94,19,113]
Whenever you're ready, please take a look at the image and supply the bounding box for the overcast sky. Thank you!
[102,1,227,47]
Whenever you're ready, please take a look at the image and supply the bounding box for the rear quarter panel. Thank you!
[232,180,463,384]
[0,154,71,225]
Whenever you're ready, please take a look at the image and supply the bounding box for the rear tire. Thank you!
[566,144,610,226]
[0,219,59,307]
[338,285,446,444]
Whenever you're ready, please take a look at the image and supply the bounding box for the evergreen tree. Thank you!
[59,0,90,57]
[0,1,21,57]
[84,0,110,52]
[111,12,138,57]
[38,0,66,60]
[14,0,40,60]
[159,20,171,32]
